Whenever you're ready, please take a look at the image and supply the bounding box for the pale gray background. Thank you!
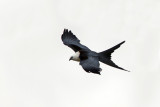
[0,0,160,107]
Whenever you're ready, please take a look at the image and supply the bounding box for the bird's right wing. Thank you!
[61,29,90,52]
[80,55,102,75]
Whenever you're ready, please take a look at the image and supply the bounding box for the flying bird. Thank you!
[61,29,129,75]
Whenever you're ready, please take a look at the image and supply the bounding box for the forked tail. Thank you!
[98,41,130,72]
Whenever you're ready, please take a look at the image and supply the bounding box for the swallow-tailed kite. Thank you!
[61,29,129,75]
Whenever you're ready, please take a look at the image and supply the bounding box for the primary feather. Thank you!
[61,29,90,52]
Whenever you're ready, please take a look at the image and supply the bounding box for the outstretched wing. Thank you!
[61,29,90,52]
[80,56,102,75]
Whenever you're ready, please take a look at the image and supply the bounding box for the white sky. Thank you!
[0,0,160,107]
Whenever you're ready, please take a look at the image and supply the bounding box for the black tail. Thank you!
[98,41,130,72]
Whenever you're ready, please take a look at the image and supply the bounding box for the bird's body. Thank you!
[61,29,129,75]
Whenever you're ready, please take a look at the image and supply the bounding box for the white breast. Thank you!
[72,51,80,62]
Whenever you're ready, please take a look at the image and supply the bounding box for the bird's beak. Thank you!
[69,57,72,61]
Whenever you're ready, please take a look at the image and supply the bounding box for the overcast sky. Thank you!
[0,0,160,107]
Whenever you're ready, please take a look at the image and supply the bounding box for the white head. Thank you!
[69,51,80,62]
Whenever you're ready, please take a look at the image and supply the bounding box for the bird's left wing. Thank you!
[61,29,90,52]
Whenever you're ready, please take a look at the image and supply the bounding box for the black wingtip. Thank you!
[95,72,101,75]
[63,29,68,33]
[63,29,73,35]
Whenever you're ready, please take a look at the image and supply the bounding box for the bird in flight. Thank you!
[61,29,130,75]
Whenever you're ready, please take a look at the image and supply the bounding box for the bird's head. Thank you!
[69,51,80,62]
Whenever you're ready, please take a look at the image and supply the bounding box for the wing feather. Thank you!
[80,56,101,75]
[61,29,90,52]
